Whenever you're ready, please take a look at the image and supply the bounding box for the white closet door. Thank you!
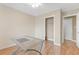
[47,18,54,41]
[64,18,73,40]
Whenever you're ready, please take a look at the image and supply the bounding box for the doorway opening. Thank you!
[45,17,54,41]
[64,16,76,43]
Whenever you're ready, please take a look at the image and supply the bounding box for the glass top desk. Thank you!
[12,35,44,55]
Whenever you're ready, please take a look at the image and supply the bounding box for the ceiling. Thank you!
[1,3,79,16]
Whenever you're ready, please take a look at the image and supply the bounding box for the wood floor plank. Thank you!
[0,40,79,55]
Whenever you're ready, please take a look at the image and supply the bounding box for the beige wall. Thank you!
[63,8,79,17]
[35,9,62,46]
[0,5,35,49]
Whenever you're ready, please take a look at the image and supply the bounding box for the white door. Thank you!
[64,18,73,41]
[47,17,54,41]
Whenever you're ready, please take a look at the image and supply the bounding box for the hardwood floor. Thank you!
[61,40,79,55]
[0,40,79,55]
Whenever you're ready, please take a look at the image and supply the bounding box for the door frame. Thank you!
[45,17,54,41]
[63,15,77,43]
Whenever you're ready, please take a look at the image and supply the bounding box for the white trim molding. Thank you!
[0,44,16,50]
[54,42,61,46]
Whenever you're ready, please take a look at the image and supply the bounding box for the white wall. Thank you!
[35,9,62,46]
[64,18,73,40]
[0,5,35,49]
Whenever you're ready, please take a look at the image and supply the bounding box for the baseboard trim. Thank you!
[0,44,16,50]
[71,40,76,42]
[48,39,54,41]
[40,38,60,46]
[76,44,79,48]
[65,39,76,42]
[54,43,61,46]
